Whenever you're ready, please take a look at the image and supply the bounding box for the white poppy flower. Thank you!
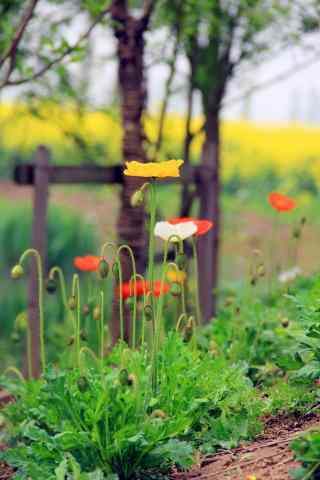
[278,266,301,284]
[154,221,197,242]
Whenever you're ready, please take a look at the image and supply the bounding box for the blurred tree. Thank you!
[157,0,320,322]
[0,0,158,344]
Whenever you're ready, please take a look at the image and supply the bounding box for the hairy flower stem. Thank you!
[4,367,25,382]
[191,237,202,326]
[19,248,46,373]
[269,210,279,296]
[48,266,68,310]
[117,245,137,348]
[79,346,99,368]
[147,180,157,314]
[133,273,147,345]
[151,242,169,394]
[48,266,71,330]
[26,318,32,378]
[72,274,81,368]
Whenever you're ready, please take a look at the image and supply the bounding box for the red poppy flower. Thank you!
[153,280,171,297]
[169,217,213,236]
[74,255,101,271]
[268,192,296,212]
[116,279,170,300]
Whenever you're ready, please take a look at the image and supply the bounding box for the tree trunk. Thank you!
[197,110,221,323]
[111,3,148,343]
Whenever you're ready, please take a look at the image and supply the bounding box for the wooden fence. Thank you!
[13,145,205,377]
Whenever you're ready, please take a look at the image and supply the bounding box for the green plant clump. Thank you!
[290,431,320,479]
[0,334,262,479]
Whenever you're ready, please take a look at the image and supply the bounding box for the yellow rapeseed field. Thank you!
[0,103,319,180]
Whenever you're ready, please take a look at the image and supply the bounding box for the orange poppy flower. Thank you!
[169,217,213,236]
[74,255,101,271]
[268,192,296,212]
[116,279,170,300]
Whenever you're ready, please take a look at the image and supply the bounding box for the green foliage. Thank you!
[265,379,318,416]
[290,431,320,479]
[0,200,99,369]
[0,199,98,273]
[0,334,262,479]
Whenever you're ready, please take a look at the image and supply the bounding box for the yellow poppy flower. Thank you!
[166,269,187,284]
[124,160,184,178]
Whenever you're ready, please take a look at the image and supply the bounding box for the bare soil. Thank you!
[171,412,320,480]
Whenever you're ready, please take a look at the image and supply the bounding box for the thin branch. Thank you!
[0,0,39,69]
[142,0,157,21]
[224,51,320,108]
[1,4,110,88]
[153,34,180,158]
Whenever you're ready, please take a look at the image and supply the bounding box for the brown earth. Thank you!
[171,412,320,480]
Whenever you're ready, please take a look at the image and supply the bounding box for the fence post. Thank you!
[27,145,50,378]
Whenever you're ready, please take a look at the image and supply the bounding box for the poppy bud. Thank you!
[210,339,218,355]
[130,189,144,208]
[250,276,257,286]
[112,263,120,282]
[144,304,153,322]
[257,263,266,277]
[126,297,135,308]
[292,227,301,239]
[176,254,187,270]
[183,324,193,343]
[80,329,88,341]
[119,368,129,386]
[99,259,109,279]
[67,335,75,346]
[128,373,137,387]
[224,296,234,307]
[151,409,166,419]
[77,375,89,393]
[15,312,28,333]
[82,304,90,316]
[301,216,307,226]
[93,306,101,321]
[46,278,57,294]
[170,283,181,297]
[68,296,77,310]
[11,332,21,343]
[11,264,24,280]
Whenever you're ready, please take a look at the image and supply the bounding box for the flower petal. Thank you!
[154,221,197,241]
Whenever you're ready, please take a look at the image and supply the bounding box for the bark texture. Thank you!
[197,111,221,323]
[111,1,150,342]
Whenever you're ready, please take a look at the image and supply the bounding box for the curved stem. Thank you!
[117,244,137,348]
[72,274,81,368]
[191,237,202,326]
[79,346,99,367]
[48,266,68,310]
[134,273,147,346]
[100,241,117,260]
[4,366,25,382]
[176,313,187,332]
[19,248,46,372]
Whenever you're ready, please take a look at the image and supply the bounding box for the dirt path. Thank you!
[171,412,320,480]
